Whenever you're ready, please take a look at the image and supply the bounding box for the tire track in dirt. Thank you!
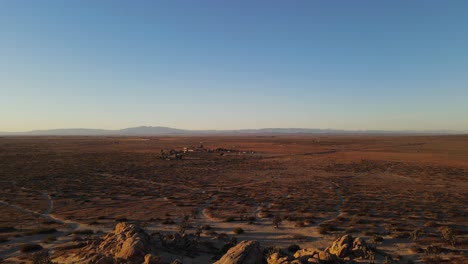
[313,180,345,227]
[0,184,100,259]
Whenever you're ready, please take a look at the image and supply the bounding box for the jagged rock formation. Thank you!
[267,252,292,264]
[62,223,370,264]
[74,222,159,264]
[325,234,368,259]
[216,235,370,264]
[214,240,264,264]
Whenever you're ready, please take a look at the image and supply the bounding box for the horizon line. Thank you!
[1,125,467,135]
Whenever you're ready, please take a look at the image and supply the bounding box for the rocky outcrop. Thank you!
[215,240,263,264]
[267,252,292,264]
[326,234,368,259]
[75,222,158,264]
[293,248,318,259]
[68,224,369,264]
[217,235,370,264]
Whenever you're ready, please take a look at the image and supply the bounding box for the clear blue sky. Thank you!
[1,0,467,131]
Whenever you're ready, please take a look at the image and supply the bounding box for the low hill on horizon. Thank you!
[0,126,467,136]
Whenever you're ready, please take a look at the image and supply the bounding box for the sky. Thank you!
[1,0,467,132]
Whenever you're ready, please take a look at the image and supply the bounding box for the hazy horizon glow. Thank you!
[1,1,468,132]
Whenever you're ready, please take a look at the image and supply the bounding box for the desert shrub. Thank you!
[42,236,57,243]
[216,233,229,240]
[32,251,56,264]
[294,221,304,228]
[372,235,384,242]
[292,234,306,241]
[421,255,443,264]
[201,224,212,230]
[71,229,93,235]
[263,246,282,259]
[26,228,57,236]
[409,245,423,253]
[383,255,397,264]
[273,215,282,228]
[410,228,424,241]
[362,229,378,236]
[233,227,244,234]
[178,220,187,236]
[287,244,300,253]
[71,235,83,242]
[337,216,348,222]
[162,218,175,225]
[424,221,439,227]
[318,223,336,234]
[204,229,216,236]
[282,215,297,221]
[0,226,16,233]
[345,227,360,234]
[20,243,43,253]
[440,226,457,247]
[350,215,364,224]
[224,216,235,222]
[391,231,410,239]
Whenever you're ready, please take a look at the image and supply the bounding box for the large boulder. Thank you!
[144,254,161,264]
[215,240,263,264]
[99,222,155,262]
[75,222,158,264]
[317,251,338,262]
[328,234,353,258]
[293,248,318,259]
[267,252,292,264]
[326,234,368,259]
[351,237,367,258]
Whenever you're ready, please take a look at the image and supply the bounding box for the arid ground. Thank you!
[0,135,467,263]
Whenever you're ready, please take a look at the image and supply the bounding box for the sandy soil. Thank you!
[0,135,467,263]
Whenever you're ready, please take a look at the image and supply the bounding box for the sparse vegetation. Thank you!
[0,136,466,262]
[440,226,457,247]
[233,227,244,234]
[32,251,56,264]
[20,243,43,253]
[287,244,300,253]
[272,215,282,228]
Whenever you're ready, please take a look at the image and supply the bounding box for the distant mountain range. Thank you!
[0,126,467,136]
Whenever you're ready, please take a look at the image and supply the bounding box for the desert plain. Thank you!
[0,135,466,263]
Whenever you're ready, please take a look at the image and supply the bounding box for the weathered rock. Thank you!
[323,234,369,261]
[90,254,114,264]
[352,237,366,249]
[144,253,160,264]
[267,252,291,264]
[293,248,318,259]
[351,237,367,258]
[328,234,353,258]
[215,240,263,264]
[317,251,337,262]
[351,247,366,258]
[74,222,158,264]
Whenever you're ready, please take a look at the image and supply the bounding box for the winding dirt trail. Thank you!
[189,177,347,249]
[0,182,101,258]
[314,180,345,227]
